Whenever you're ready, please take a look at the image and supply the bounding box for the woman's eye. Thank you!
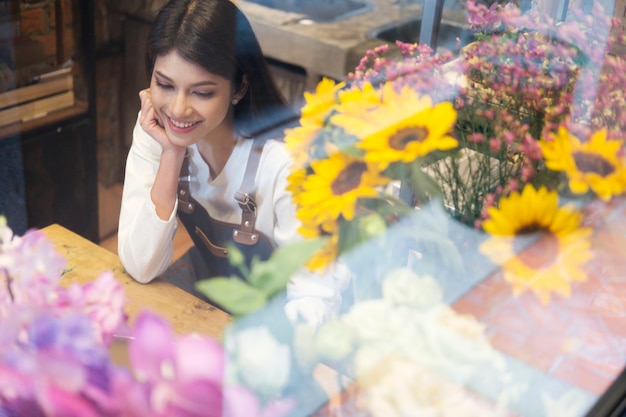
[194,91,215,98]
[155,81,173,90]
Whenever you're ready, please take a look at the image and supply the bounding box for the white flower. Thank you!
[232,326,291,397]
[356,356,507,417]
[382,269,442,310]
[341,274,508,383]
[314,319,355,363]
[341,299,410,343]
[434,307,488,343]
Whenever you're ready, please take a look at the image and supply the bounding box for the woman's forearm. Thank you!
[150,147,186,220]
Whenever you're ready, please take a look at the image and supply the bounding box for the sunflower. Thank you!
[286,166,308,203]
[284,79,345,168]
[285,80,379,170]
[293,213,340,271]
[539,127,626,201]
[307,233,340,272]
[336,81,381,113]
[300,77,345,125]
[480,184,593,304]
[297,221,341,271]
[331,81,458,169]
[295,152,390,227]
[284,121,322,168]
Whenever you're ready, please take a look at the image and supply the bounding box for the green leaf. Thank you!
[338,219,366,253]
[195,278,268,316]
[247,237,328,296]
[408,162,443,203]
[226,245,246,269]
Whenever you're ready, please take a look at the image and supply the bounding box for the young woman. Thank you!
[117,0,347,327]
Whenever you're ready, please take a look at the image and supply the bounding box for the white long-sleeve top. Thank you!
[118,115,348,326]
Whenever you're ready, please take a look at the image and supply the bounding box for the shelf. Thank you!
[0,100,88,140]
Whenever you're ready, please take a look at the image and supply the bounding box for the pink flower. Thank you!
[129,311,225,417]
[466,0,502,32]
[521,164,536,181]
[502,130,516,145]
[81,272,127,345]
[0,313,123,417]
[224,385,294,417]
[126,312,293,417]
[468,133,485,144]
[489,137,502,153]
[0,230,67,308]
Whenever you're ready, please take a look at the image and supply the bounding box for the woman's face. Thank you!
[149,50,234,147]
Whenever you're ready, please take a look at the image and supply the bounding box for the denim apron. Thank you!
[162,140,274,301]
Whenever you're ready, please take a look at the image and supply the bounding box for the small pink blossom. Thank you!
[521,164,536,182]
[0,230,67,307]
[489,137,502,153]
[81,272,127,345]
[502,131,516,145]
[507,179,520,193]
[129,311,225,417]
[469,133,485,144]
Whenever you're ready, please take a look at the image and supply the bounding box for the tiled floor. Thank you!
[314,199,626,417]
[453,198,626,397]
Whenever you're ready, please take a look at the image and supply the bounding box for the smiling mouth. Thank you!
[169,117,198,129]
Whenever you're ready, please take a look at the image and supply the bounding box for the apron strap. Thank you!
[233,139,266,245]
[177,139,267,245]
[177,149,195,214]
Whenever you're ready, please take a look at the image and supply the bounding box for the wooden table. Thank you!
[43,224,232,339]
[42,224,347,406]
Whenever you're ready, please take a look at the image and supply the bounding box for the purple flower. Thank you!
[0,313,121,417]
[81,272,127,345]
[3,230,66,290]
[0,219,296,417]
[126,311,294,417]
[0,397,46,417]
[223,385,294,417]
[0,229,67,311]
[466,0,502,32]
[128,311,224,417]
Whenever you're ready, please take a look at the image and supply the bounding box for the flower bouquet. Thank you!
[277,1,626,416]
[283,0,626,285]
[0,216,298,417]
[5,0,626,415]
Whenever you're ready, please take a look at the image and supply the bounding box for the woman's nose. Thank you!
[169,92,190,117]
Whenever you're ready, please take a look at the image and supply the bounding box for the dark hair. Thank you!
[146,0,295,137]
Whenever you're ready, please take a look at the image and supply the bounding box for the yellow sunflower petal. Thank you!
[568,178,590,195]
[301,78,345,124]
[330,81,458,169]
[542,127,626,201]
[284,122,323,168]
[480,184,593,304]
[296,152,389,225]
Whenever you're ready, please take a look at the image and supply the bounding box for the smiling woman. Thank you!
[145,50,237,158]
[117,0,349,330]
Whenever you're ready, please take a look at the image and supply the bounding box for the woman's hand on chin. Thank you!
[139,89,181,153]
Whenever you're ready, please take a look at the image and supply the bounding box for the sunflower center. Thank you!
[572,151,615,177]
[388,126,429,150]
[516,223,543,235]
[516,231,560,270]
[331,161,367,195]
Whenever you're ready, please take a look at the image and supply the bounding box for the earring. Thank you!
[232,98,239,105]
